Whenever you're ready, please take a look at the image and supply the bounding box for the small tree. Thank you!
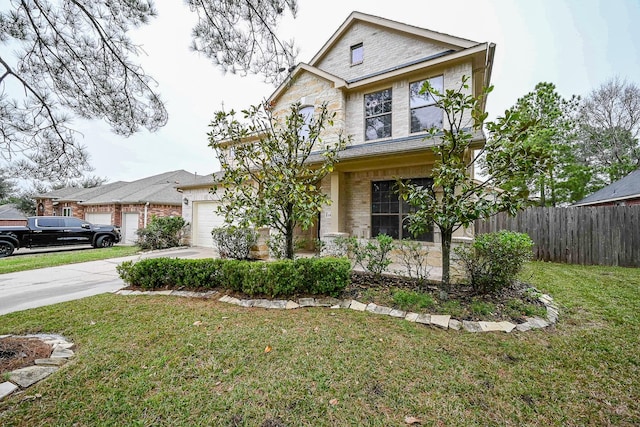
[398,76,551,298]
[208,102,350,259]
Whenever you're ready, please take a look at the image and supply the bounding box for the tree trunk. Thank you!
[440,228,453,300]
[285,204,295,259]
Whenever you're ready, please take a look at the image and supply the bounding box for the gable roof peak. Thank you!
[309,11,480,67]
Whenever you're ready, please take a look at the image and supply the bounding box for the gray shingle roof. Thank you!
[39,170,211,206]
[36,181,129,201]
[0,204,27,220]
[175,172,223,190]
[573,168,640,206]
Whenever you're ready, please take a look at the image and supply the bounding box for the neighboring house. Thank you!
[179,11,495,265]
[573,168,640,207]
[0,204,27,226]
[36,170,204,244]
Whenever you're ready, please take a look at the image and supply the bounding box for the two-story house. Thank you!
[179,11,495,265]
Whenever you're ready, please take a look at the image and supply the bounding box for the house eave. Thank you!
[572,194,640,207]
[344,43,491,90]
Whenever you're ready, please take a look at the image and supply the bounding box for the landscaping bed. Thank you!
[345,271,547,323]
[0,337,52,375]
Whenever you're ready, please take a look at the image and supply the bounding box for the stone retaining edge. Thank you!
[114,289,559,334]
[0,334,75,402]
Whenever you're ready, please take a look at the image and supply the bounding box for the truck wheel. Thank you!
[0,241,15,257]
[96,236,114,248]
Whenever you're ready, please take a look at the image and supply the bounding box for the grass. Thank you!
[392,289,435,311]
[0,261,639,425]
[0,246,141,274]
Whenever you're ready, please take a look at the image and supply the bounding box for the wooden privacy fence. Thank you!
[475,206,640,267]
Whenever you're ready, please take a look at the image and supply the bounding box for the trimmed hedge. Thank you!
[116,257,351,298]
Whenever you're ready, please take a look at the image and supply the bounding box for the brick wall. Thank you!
[38,200,85,218]
[81,203,181,228]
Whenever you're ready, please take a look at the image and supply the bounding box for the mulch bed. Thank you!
[0,337,52,376]
[345,271,545,322]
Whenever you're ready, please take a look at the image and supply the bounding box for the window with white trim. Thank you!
[409,75,444,133]
[62,207,72,216]
[364,88,392,141]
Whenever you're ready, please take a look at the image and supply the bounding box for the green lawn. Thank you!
[0,246,141,274]
[0,262,638,426]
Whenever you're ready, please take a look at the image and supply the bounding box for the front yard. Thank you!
[0,262,638,426]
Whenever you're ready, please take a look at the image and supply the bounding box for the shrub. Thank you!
[337,234,394,277]
[136,215,187,250]
[211,226,258,260]
[116,257,351,298]
[394,239,432,285]
[454,231,534,295]
[296,257,352,296]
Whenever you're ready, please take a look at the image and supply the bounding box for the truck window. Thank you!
[37,218,64,227]
[64,218,85,228]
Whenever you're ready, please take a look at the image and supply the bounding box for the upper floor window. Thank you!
[351,43,363,65]
[298,105,314,140]
[410,75,444,133]
[364,88,392,141]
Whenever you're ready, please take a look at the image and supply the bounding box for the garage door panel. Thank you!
[193,202,225,247]
[122,213,139,245]
[85,213,112,225]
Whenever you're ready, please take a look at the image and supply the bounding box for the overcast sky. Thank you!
[75,0,640,183]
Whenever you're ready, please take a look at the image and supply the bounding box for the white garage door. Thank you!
[193,201,225,247]
[85,213,112,225]
[121,213,140,245]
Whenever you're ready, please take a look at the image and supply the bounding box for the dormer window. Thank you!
[351,43,363,65]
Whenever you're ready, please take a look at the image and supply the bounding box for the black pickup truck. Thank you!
[0,216,121,257]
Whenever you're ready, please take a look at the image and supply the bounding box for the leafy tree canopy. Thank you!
[208,101,349,259]
[399,76,553,296]
[0,0,297,181]
[577,77,640,186]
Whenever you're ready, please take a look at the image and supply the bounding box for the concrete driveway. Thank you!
[0,246,217,316]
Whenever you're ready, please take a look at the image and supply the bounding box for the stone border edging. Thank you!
[114,289,559,333]
[0,334,75,402]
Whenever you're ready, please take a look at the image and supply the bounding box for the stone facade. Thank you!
[316,21,448,83]
[271,70,346,149]
[344,61,474,145]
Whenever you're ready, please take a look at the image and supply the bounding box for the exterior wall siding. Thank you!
[272,71,346,148]
[316,22,449,82]
[319,164,473,242]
